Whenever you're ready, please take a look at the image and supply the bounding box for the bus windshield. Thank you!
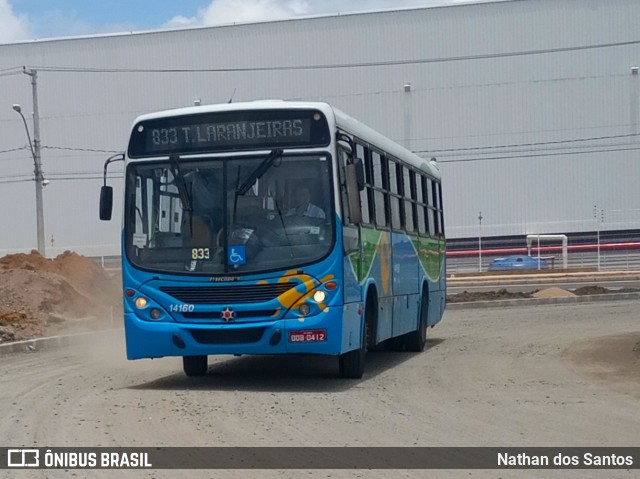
[124,153,334,275]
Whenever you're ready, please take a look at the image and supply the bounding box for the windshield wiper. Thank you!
[273,195,295,259]
[169,154,193,213]
[236,149,282,196]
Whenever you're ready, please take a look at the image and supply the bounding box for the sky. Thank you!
[0,0,494,44]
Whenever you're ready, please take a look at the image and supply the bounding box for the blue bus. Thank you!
[99,101,446,378]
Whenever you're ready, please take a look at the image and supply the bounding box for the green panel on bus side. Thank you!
[410,236,443,283]
[347,228,381,284]
[349,229,445,284]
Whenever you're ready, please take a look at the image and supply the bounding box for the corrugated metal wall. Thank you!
[1,0,639,256]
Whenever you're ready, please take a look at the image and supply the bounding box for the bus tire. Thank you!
[338,320,368,379]
[183,355,208,377]
[404,289,428,352]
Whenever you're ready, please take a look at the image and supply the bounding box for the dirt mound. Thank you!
[0,251,120,343]
[532,287,576,298]
[447,283,640,305]
[573,285,609,296]
[0,250,118,297]
[573,285,640,295]
[447,288,532,303]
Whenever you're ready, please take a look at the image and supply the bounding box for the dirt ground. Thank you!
[1,301,638,479]
[0,251,120,343]
[564,332,640,386]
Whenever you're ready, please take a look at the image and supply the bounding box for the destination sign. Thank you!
[128,109,330,158]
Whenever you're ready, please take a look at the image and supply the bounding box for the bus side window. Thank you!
[371,151,388,228]
[338,147,355,225]
[356,142,371,225]
[404,167,415,233]
[414,172,426,235]
[435,181,445,236]
[430,179,439,236]
[424,176,435,237]
[388,159,402,231]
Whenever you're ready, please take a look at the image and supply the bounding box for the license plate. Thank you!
[288,329,327,343]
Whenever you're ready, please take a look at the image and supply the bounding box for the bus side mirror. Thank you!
[100,186,113,221]
[99,153,124,221]
[345,163,362,224]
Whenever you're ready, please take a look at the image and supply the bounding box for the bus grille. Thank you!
[189,327,266,344]
[181,310,278,320]
[159,283,294,304]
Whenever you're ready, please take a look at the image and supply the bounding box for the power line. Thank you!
[47,170,123,176]
[414,132,640,155]
[434,146,640,163]
[0,178,33,185]
[433,140,640,158]
[1,145,119,160]
[299,72,629,104]
[0,173,33,180]
[0,174,123,185]
[0,146,28,155]
[43,145,122,154]
[44,175,124,181]
[3,131,639,174]
[25,39,640,74]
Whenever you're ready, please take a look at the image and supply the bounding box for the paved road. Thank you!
[2,301,639,478]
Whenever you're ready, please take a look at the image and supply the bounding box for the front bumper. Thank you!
[124,308,345,359]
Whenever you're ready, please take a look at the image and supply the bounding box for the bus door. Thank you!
[338,146,362,305]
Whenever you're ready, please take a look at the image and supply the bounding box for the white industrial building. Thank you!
[1,0,639,257]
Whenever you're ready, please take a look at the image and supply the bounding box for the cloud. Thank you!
[165,0,462,28]
[0,0,30,43]
[166,0,309,28]
[30,9,137,39]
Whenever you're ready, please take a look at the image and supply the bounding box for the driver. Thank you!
[286,186,325,219]
[182,168,222,243]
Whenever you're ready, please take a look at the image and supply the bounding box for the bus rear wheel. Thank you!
[183,355,208,377]
[403,291,428,352]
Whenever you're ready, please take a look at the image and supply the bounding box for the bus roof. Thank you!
[132,100,440,179]
[331,106,440,179]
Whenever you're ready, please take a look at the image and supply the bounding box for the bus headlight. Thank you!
[313,290,326,303]
[298,304,311,316]
[135,297,148,309]
[150,308,162,320]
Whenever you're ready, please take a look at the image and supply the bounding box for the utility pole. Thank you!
[593,205,605,271]
[403,82,412,151]
[478,211,483,272]
[23,68,46,257]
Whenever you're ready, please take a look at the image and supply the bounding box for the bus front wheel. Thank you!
[183,355,208,377]
[338,320,368,379]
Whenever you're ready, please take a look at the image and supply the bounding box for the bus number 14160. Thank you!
[170,304,195,313]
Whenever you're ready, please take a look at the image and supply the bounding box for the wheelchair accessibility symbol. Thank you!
[227,245,246,265]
